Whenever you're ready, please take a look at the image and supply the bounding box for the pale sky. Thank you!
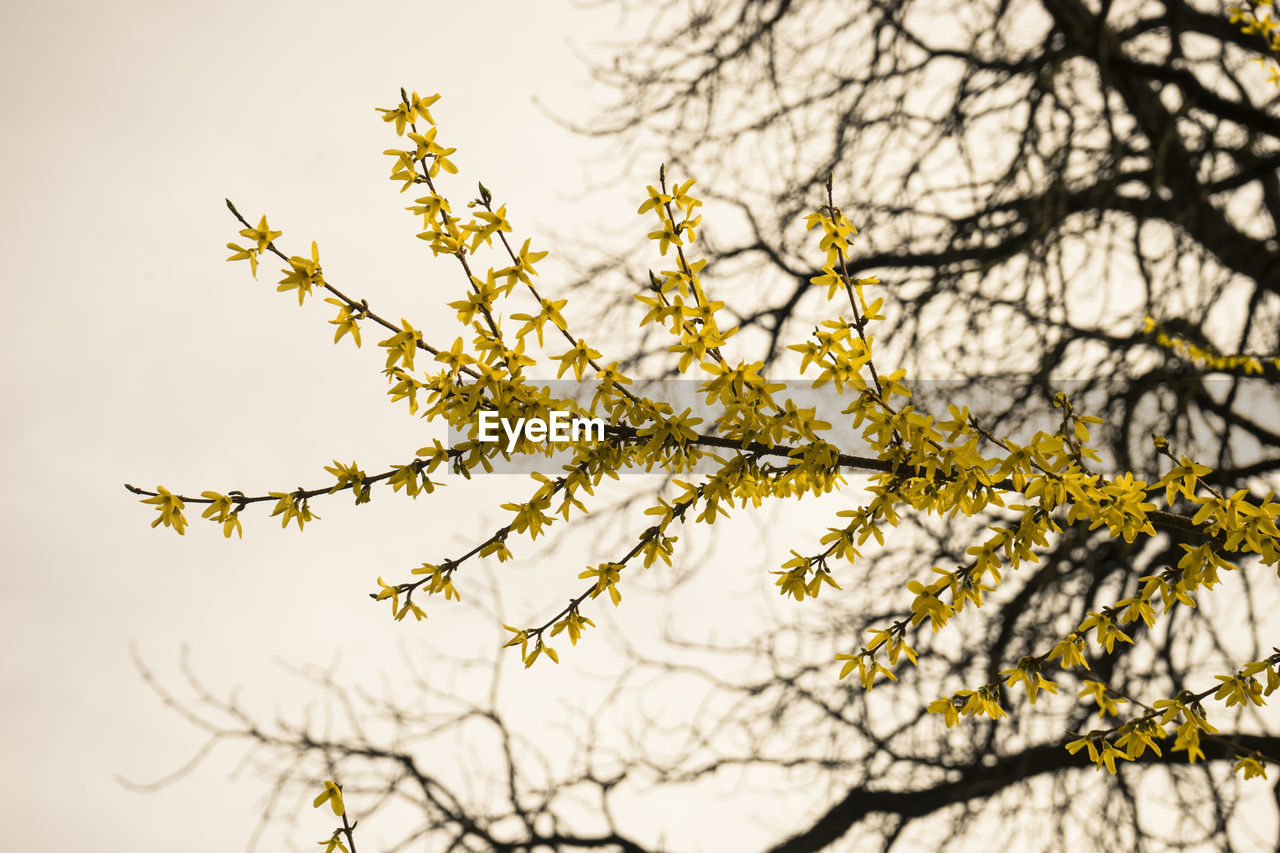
[0,2,736,850]
[6,3,1279,852]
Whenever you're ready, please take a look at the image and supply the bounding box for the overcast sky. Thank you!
[9,3,1279,851]
[0,2,742,850]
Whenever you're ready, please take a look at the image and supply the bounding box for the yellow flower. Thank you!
[550,610,595,645]
[1171,718,1206,763]
[1001,659,1058,705]
[1078,680,1126,717]
[907,579,954,632]
[224,242,259,278]
[141,486,187,535]
[238,214,281,252]
[317,833,349,853]
[1048,633,1090,670]
[637,184,673,216]
[1213,673,1264,707]
[1116,719,1166,759]
[1234,754,1268,780]
[927,696,961,728]
[312,780,344,816]
[835,652,865,682]
[1066,733,1130,773]
[278,241,324,305]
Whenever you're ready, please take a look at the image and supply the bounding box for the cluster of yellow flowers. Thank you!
[130,87,1280,782]
[1143,315,1280,376]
